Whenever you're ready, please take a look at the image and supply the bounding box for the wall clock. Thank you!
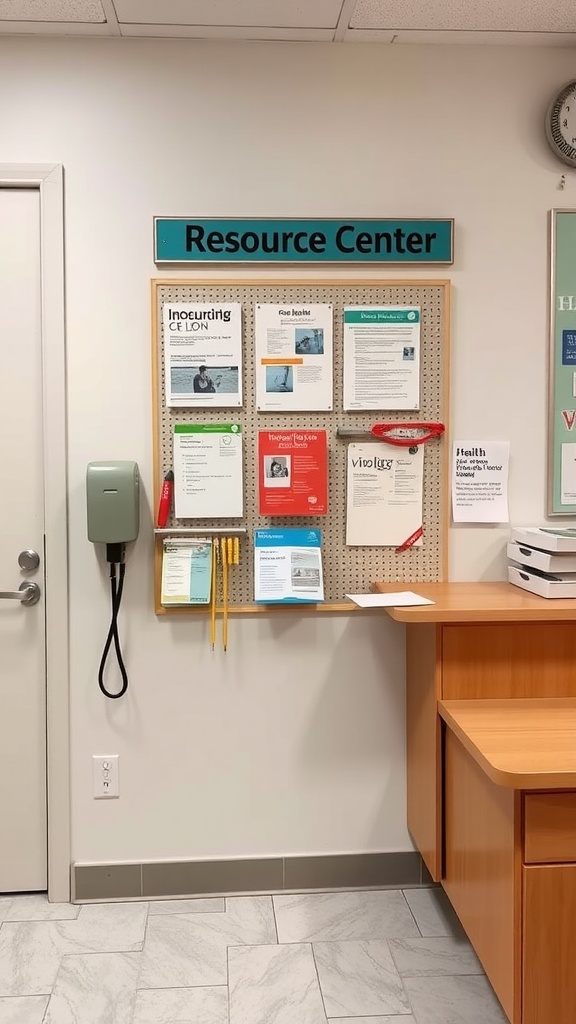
[546,81,576,168]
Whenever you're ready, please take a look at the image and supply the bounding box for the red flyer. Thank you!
[258,430,328,516]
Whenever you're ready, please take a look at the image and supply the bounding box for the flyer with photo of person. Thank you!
[254,303,333,411]
[163,302,243,408]
[258,429,328,516]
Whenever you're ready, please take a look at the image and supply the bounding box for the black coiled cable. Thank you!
[98,557,128,699]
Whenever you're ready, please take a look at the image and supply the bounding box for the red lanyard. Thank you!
[367,422,444,551]
[369,422,445,446]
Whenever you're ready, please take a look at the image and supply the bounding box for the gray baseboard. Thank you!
[72,851,429,902]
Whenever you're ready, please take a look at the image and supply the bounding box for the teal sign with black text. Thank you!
[154,217,453,265]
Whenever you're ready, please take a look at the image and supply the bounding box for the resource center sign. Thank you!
[154,217,454,265]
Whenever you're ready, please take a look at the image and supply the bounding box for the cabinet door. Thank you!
[406,623,442,879]
[442,624,576,699]
[523,864,576,1024]
[445,730,518,1023]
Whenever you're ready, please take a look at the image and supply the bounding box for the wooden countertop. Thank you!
[372,581,576,622]
[439,698,576,788]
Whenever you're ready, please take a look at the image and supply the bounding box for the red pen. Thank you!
[157,470,174,528]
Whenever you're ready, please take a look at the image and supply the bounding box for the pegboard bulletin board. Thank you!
[152,278,450,614]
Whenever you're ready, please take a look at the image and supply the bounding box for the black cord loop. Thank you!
[98,562,128,699]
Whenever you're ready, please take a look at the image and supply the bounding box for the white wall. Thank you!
[0,37,570,863]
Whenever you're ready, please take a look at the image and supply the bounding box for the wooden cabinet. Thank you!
[404,614,576,880]
[373,583,576,1024]
[522,864,576,1024]
[440,702,576,1024]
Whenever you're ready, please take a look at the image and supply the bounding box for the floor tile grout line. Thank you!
[134,985,229,992]
[0,995,52,1005]
[271,895,279,944]
[402,971,490,980]
[132,902,150,997]
[19,947,146,964]
[247,935,433,945]
[400,889,424,938]
[221,940,299,952]
[41,992,51,1024]
[226,942,231,1024]
[309,941,330,1023]
[137,980,233,992]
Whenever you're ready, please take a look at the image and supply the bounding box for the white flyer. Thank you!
[255,303,333,411]
[173,424,243,519]
[451,441,510,523]
[163,302,242,408]
[561,443,576,505]
[161,539,213,606]
[346,442,424,547]
[343,306,420,411]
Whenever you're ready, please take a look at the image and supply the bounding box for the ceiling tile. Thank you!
[351,0,576,33]
[0,0,105,20]
[112,0,342,28]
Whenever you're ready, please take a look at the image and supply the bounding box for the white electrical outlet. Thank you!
[93,755,119,799]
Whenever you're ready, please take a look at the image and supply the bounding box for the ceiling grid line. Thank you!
[1,0,576,45]
[334,0,360,42]
[101,0,120,34]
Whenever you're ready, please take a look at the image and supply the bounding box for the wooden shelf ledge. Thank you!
[439,698,576,789]
[373,581,576,623]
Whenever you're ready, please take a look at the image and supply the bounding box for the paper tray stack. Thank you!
[508,527,576,598]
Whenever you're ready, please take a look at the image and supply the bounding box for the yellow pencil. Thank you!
[210,539,217,650]
[222,537,229,652]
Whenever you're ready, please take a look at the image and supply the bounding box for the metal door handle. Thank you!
[0,582,41,606]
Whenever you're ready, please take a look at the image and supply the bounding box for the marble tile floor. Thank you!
[0,887,508,1024]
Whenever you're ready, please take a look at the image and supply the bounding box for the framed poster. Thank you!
[549,210,576,513]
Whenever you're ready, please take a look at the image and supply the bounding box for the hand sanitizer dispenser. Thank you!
[86,461,140,545]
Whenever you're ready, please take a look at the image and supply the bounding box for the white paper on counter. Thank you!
[451,441,510,523]
[346,592,434,607]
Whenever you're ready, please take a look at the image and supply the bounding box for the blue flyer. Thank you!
[562,329,576,364]
[254,528,323,603]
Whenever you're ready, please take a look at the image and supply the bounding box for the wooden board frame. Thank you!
[152,277,451,615]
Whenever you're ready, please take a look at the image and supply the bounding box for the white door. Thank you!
[0,188,47,892]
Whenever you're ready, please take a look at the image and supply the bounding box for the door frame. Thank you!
[0,164,69,901]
